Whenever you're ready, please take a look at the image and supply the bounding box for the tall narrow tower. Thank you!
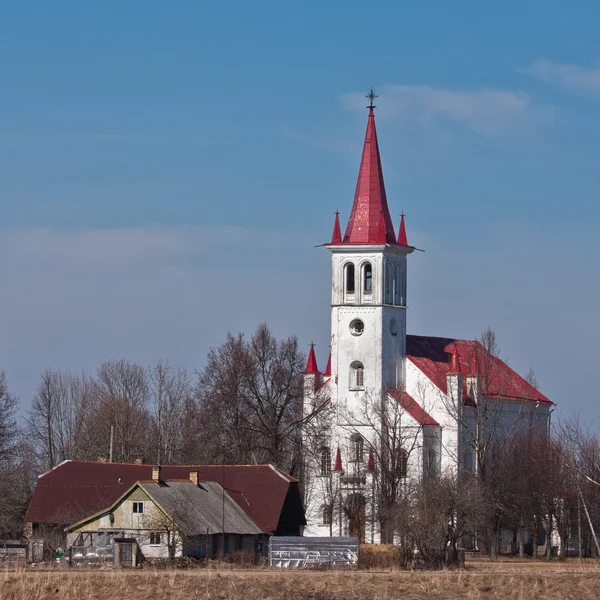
[302,92,414,540]
[326,94,414,413]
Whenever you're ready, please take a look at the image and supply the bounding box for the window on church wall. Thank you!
[463,449,474,473]
[385,262,393,304]
[363,263,372,294]
[395,448,408,478]
[321,504,332,525]
[350,361,364,390]
[426,448,438,477]
[394,265,401,305]
[350,434,364,462]
[388,362,397,388]
[344,263,355,295]
[320,447,331,477]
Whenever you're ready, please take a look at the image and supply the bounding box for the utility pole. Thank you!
[222,461,225,558]
[109,425,114,463]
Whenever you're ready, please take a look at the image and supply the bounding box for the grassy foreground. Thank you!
[1,561,599,600]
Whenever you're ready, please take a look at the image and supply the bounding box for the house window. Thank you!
[321,505,332,526]
[350,362,364,389]
[394,265,401,305]
[345,263,355,294]
[132,502,144,514]
[320,447,331,477]
[363,263,372,293]
[396,448,408,478]
[350,434,364,462]
[149,532,161,545]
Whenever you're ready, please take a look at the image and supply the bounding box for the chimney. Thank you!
[189,471,199,486]
[152,466,161,482]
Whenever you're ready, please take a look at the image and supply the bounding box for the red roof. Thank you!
[406,335,552,404]
[343,108,396,245]
[388,389,441,427]
[25,462,299,534]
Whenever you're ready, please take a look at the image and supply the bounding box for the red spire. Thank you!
[449,346,461,374]
[323,352,331,377]
[343,104,396,244]
[305,343,319,374]
[333,447,343,473]
[366,451,375,473]
[398,212,408,246]
[330,211,342,244]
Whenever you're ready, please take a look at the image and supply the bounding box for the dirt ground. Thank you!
[1,560,599,600]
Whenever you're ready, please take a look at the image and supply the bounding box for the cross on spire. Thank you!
[366,88,378,110]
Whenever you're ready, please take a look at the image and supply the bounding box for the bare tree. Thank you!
[27,370,95,470]
[91,359,151,463]
[149,361,191,465]
[196,324,306,474]
[0,369,31,537]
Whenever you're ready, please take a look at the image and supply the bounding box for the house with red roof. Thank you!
[302,91,553,543]
[25,461,304,558]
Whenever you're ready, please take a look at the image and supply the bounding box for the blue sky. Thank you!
[1,1,599,424]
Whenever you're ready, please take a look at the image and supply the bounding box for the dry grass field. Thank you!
[1,561,599,600]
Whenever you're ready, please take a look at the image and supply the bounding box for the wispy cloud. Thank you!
[341,84,540,137]
[519,59,600,99]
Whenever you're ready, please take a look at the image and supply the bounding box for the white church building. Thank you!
[302,95,553,543]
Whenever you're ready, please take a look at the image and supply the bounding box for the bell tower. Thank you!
[326,92,414,414]
[302,91,415,540]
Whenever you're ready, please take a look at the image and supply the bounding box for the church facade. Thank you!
[301,97,553,543]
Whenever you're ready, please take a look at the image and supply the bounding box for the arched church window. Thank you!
[395,448,408,478]
[320,447,331,477]
[350,434,364,462]
[350,361,364,389]
[321,504,332,525]
[385,262,393,304]
[345,263,355,294]
[363,263,373,293]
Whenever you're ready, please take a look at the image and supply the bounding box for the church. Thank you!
[301,93,553,544]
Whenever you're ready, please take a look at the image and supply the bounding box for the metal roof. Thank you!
[406,335,552,405]
[387,390,441,427]
[342,107,397,245]
[140,481,263,536]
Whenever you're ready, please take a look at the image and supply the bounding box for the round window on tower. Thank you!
[390,318,398,337]
[350,319,364,336]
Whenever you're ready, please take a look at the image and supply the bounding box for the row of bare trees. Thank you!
[1,322,600,566]
[0,323,307,537]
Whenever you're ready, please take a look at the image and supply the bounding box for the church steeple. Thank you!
[343,92,396,245]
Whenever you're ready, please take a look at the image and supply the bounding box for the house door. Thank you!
[120,543,133,567]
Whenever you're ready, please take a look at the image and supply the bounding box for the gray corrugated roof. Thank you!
[139,481,262,536]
